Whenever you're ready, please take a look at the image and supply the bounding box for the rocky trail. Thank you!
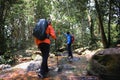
[0,48,99,80]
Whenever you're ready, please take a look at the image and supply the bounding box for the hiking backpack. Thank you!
[33,19,49,40]
[71,35,75,43]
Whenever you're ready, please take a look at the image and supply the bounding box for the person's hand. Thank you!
[55,38,57,41]
[62,32,65,35]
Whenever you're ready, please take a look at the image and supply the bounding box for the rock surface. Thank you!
[88,48,120,80]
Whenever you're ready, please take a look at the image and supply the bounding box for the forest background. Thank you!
[0,0,120,64]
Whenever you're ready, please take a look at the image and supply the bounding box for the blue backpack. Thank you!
[33,19,49,40]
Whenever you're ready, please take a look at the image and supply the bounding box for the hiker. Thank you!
[63,31,73,59]
[34,19,56,78]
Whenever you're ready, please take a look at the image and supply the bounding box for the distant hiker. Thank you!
[64,31,73,59]
[33,19,56,78]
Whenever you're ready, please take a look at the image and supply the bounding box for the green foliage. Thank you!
[34,0,50,19]
[0,0,119,63]
[0,52,16,64]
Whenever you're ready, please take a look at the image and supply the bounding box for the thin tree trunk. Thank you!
[0,0,6,54]
[108,0,112,47]
[88,14,94,39]
[94,0,108,48]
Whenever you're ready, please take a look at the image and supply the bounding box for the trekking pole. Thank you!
[55,40,58,66]
[54,39,60,72]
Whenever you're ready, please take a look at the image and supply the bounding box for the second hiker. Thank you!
[64,31,74,59]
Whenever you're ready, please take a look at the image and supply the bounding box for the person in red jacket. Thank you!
[34,20,56,78]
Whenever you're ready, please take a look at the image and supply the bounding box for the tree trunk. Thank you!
[0,0,7,54]
[94,0,108,48]
[108,0,112,47]
[88,14,94,39]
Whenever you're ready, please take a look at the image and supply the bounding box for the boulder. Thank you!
[12,60,41,72]
[87,48,120,80]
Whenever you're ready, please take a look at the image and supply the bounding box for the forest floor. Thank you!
[0,45,99,80]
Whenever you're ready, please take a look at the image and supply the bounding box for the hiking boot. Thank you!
[36,68,50,74]
[69,58,73,62]
[67,56,71,59]
[38,72,47,78]
[36,69,40,73]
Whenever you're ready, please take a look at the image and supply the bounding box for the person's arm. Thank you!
[34,37,39,45]
[49,25,56,40]
[63,32,67,37]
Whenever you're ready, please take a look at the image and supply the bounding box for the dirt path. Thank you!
[47,53,98,80]
[0,52,99,80]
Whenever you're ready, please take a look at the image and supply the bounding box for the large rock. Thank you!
[12,55,42,72]
[87,48,120,80]
[12,60,41,72]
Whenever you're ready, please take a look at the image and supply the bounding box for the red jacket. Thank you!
[34,24,56,45]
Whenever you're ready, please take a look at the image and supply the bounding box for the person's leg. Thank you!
[67,44,70,57]
[38,43,50,77]
[68,44,73,58]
